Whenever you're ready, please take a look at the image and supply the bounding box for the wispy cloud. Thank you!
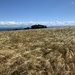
[0,21,75,27]
[71,2,74,4]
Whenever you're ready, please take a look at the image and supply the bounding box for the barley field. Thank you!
[0,27,75,75]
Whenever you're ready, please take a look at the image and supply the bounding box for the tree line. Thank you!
[24,24,47,29]
[14,24,47,30]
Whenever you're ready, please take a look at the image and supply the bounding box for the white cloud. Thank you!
[0,21,75,27]
[0,21,16,25]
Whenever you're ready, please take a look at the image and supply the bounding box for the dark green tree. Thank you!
[31,24,47,29]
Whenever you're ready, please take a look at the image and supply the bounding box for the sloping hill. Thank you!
[0,27,75,75]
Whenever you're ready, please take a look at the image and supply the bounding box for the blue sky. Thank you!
[0,0,75,26]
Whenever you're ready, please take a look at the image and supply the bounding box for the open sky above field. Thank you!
[0,0,75,26]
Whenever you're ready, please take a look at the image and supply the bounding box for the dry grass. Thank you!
[0,27,75,75]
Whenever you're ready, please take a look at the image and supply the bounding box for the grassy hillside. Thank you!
[0,27,75,75]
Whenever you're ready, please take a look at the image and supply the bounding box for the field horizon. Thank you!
[0,25,74,31]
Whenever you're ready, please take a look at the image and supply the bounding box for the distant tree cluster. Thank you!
[13,24,47,30]
[31,24,47,29]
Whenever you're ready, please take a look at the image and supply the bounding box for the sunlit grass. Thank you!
[0,27,75,75]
